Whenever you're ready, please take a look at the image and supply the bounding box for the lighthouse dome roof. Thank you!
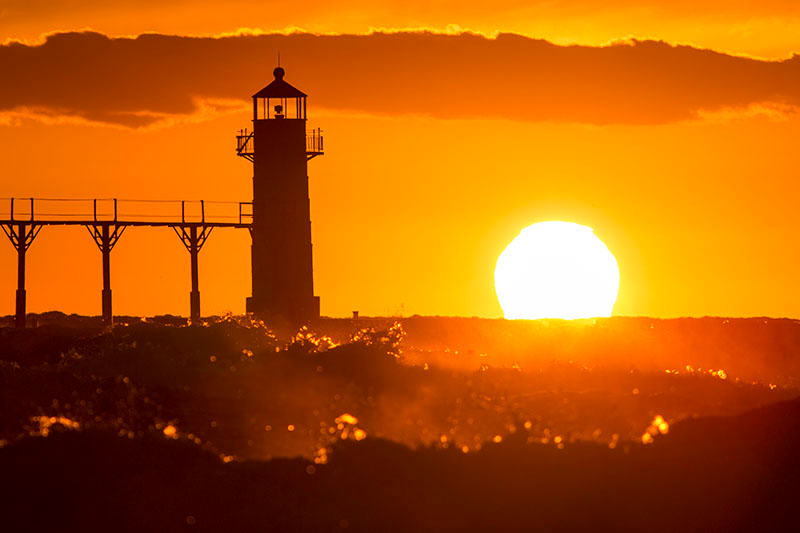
[252,67,307,98]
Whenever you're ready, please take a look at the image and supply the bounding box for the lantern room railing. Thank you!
[235,128,324,161]
[236,130,255,162]
[306,128,324,159]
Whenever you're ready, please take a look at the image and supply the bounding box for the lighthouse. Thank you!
[236,67,323,323]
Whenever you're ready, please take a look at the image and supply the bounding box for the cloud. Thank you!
[1,30,798,127]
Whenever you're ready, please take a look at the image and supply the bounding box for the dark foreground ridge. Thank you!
[2,400,799,532]
[1,315,799,531]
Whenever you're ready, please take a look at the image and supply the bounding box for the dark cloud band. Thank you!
[1,30,798,126]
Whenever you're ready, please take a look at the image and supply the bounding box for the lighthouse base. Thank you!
[246,296,320,325]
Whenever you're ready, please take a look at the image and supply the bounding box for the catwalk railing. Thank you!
[1,197,254,328]
[0,198,253,227]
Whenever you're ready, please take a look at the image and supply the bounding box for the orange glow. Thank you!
[642,415,669,443]
[335,413,358,425]
[0,16,799,320]
[2,106,798,319]
[30,415,80,437]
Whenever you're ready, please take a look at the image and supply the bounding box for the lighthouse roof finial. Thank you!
[252,66,307,98]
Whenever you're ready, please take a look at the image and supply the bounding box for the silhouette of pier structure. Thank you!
[2,67,323,328]
[1,198,252,327]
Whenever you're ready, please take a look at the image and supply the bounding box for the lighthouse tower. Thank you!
[236,67,323,323]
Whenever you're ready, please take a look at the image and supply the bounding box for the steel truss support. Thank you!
[2,223,42,328]
[173,225,212,324]
[86,224,126,326]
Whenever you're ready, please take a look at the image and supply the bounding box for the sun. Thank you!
[494,221,620,319]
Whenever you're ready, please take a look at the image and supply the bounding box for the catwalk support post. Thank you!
[174,224,212,325]
[87,223,126,326]
[2,222,42,328]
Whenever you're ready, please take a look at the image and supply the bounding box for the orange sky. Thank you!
[3,0,800,59]
[1,4,799,319]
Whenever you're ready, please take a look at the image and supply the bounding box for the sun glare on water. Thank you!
[495,221,620,319]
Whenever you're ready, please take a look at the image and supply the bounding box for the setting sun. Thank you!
[494,221,620,320]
